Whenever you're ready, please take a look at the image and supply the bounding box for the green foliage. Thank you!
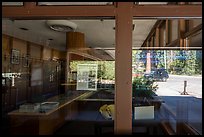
[70,60,115,80]
[132,76,158,98]
[168,50,202,75]
[101,61,115,80]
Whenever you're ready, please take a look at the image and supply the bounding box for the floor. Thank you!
[54,120,97,135]
[54,100,165,135]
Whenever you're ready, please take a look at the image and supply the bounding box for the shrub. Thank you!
[132,76,158,98]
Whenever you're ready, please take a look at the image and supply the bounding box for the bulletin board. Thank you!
[76,64,98,91]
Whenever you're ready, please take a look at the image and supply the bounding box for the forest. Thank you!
[70,50,202,82]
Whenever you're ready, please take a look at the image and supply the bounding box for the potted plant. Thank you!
[132,76,162,110]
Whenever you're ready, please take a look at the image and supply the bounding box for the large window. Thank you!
[132,18,202,135]
[2,2,202,135]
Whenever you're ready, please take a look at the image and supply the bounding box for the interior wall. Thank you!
[2,34,64,113]
[12,38,27,56]
[42,46,52,60]
[30,43,42,59]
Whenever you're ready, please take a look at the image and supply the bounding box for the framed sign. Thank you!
[11,49,20,64]
[77,64,98,91]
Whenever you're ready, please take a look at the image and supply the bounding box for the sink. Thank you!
[40,102,59,112]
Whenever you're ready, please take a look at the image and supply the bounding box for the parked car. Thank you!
[144,68,169,82]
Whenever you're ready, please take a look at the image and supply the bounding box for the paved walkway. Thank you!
[156,89,202,134]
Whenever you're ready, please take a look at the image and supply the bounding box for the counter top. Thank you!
[8,91,94,116]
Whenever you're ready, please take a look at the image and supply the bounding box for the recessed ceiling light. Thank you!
[19,27,29,31]
[46,20,77,32]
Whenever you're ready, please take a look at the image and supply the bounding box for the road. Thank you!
[154,75,202,134]
[155,75,202,98]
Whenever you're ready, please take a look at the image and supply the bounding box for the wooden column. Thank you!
[179,19,186,48]
[165,19,172,45]
[146,41,149,47]
[65,32,86,91]
[178,2,186,48]
[66,32,86,50]
[155,27,160,47]
[115,2,133,135]
[150,37,154,47]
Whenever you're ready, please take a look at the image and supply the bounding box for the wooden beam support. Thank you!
[115,2,133,135]
[155,27,160,47]
[147,40,150,47]
[150,37,154,47]
[141,20,164,47]
[165,20,171,45]
[2,5,116,19]
[3,4,201,19]
[183,24,202,38]
[133,5,202,17]
[179,19,186,47]
[166,39,179,47]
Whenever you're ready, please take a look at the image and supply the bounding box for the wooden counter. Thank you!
[8,91,94,135]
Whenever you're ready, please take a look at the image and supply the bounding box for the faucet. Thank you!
[2,73,21,87]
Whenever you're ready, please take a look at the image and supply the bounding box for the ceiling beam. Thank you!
[3,3,202,19]
[141,20,164,47]
[2,4,116,19]
[133,5,202,18]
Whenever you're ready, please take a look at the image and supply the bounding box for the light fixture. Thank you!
[19,27,29,31]
[46,20,77,32]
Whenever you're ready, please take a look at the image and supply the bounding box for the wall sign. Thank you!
[76,64,98,91]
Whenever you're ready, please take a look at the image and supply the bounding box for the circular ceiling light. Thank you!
[46,20,77,32]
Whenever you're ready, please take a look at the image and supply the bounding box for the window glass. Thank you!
[2,18,115,135]
[2,2,23,6]
[132,19,202,135]
[136,2,168,5]
[38,2,113,6]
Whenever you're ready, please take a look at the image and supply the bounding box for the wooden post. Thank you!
[66,32,86,51]
[165,19,172,45]
[155,27,160,47]
[65,32,86,91]
[115,2,133,135]
[179,2,186,48]
[179,19,186,48]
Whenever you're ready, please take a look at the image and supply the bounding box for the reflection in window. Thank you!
[136,2,168,5]
[132,49,202,134]
[133,50,202,76]
[2,2,23,6]
[38,2,113,6]
[70,60,115,91]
